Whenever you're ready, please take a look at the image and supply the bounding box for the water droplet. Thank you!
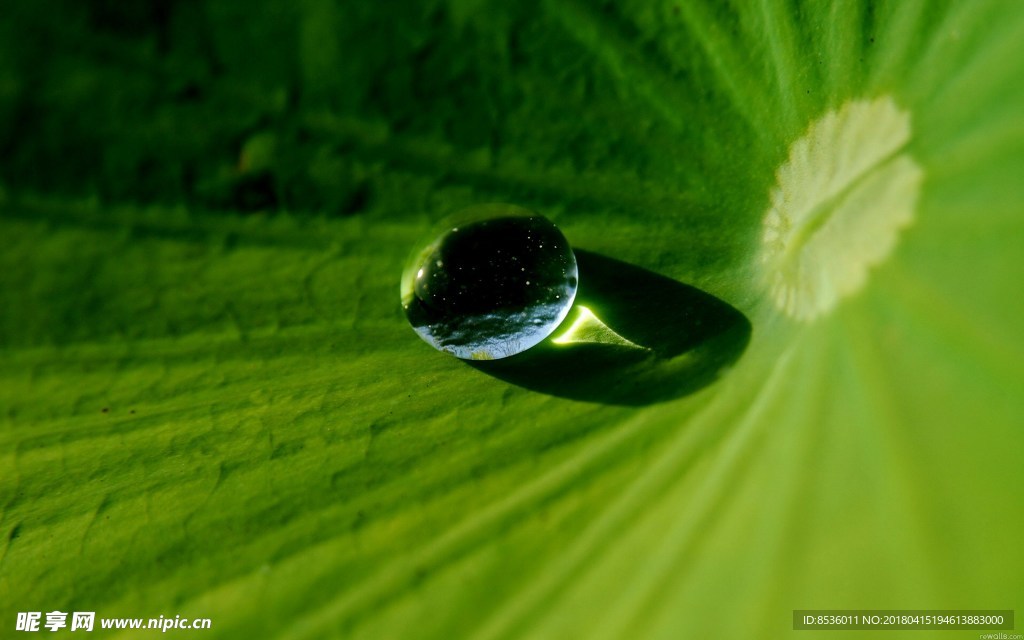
[401,204,578,360]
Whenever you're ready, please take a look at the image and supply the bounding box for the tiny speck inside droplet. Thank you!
[401,205,578,359]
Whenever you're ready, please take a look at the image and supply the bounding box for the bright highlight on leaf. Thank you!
[551,305,643,350]
[760,96,924,321]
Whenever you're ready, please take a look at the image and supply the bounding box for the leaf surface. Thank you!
[1,1,1022,637]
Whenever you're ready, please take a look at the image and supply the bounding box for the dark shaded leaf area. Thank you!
[1,0,710,218]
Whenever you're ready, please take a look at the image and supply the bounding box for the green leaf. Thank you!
[2,0,1022,637]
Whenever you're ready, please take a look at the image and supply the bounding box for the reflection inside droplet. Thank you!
[401,204,578,360]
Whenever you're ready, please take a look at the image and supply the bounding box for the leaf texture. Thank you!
[1,1,1023,637]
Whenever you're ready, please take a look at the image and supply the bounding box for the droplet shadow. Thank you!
[469,250,751,405]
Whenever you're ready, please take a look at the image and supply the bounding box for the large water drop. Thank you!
[401,204,578,360]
